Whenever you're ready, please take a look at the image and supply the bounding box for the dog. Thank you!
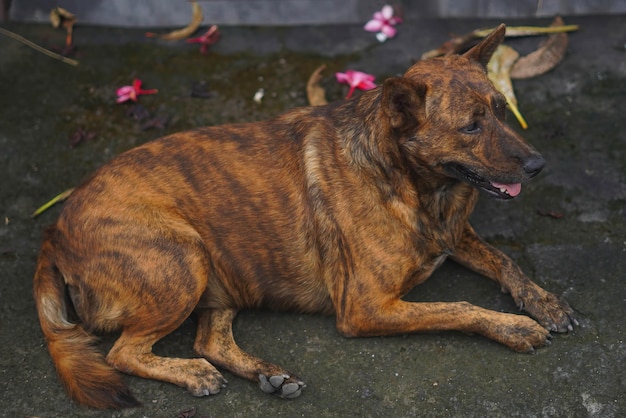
[33,24,576,409]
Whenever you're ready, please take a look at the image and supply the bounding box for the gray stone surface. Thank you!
[7,0,626,27]
[0,13,625,418]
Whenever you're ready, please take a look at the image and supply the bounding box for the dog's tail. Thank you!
[33,226,140,409]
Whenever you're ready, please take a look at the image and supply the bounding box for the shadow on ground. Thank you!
[0,14,624,418]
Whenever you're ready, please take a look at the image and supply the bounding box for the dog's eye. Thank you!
[460,122,481,134]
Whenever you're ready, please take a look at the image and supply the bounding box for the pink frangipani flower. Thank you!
[116,79,158,103]
[335,70,377,99]
[364,5,402,42]
[186,25,220,54]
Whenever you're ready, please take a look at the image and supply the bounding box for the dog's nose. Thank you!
[523,155,545,177]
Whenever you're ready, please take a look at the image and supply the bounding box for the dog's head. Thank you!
[381,24,544,199]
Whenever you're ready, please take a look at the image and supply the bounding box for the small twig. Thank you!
[0,27,79,66]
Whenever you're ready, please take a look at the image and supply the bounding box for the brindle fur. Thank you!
[33,25,576,409]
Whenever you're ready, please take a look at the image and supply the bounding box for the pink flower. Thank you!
[335,70,377,99]
[186,25,220,54]
[116,79,158,103]
[364,5,402,41]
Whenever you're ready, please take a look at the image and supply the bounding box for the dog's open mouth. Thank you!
[444,163,522,199]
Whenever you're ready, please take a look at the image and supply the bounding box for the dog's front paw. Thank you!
[186,359,228,397]
[258,374,305,399]
[517,285,578,333]
[488,314,552,353]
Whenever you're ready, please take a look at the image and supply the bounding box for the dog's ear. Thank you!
[463,23,506,70]
[382,77,427,131]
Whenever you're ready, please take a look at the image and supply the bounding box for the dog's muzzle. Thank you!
[444,156,544,200]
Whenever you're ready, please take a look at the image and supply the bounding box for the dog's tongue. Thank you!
[491,182,522,197]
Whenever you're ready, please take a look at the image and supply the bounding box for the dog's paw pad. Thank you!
[258,374,305,398]
[269,375,286,388]
[280,382,302,398]
[259,374,277,393]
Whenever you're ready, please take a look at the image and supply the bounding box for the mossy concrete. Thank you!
[1,16,624,417]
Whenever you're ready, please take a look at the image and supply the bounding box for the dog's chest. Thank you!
[417,195,472,252]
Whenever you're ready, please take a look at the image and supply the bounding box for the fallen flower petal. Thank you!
[364,5,402,41]
[186,25,220,54]
[116,79,158,103]
[335,70,376,99]
[253,88,265,104]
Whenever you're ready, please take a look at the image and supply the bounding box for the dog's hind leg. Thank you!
[106,327,227,397]
[101,232,228,397]
[194,308,305,398]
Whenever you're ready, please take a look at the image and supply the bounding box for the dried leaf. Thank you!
[511,16,569,79]
[473,23,578,38]
[177,407,197,418]
[421,33,478,59]
[422,22,578,60]
[69,129,97,148]
[190,80,213,98]
[50,7,76,48]
[126,104,151,121]
[0,27,78,66]
[145,1,203,41]
[537,209,564,219]
[140,115,170,131]
[50,7,75,29]
[487,45,528,129]
[306,64,328,106]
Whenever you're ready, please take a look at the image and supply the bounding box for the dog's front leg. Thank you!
[336,298,551,353]
[451,224,577,332]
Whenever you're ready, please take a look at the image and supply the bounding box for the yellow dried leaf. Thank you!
[487,45,528,129]
[473,24,578,38]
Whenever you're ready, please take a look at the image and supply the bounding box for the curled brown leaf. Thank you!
[510,16,569,79]
[145,1,203,41]
[306,64,329,106]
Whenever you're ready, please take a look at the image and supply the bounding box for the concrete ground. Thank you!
[0,14,624,418]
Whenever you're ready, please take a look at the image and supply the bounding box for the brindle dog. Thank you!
[34,25,576,409]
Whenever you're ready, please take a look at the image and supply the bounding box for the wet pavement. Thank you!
[1,14,625,418]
